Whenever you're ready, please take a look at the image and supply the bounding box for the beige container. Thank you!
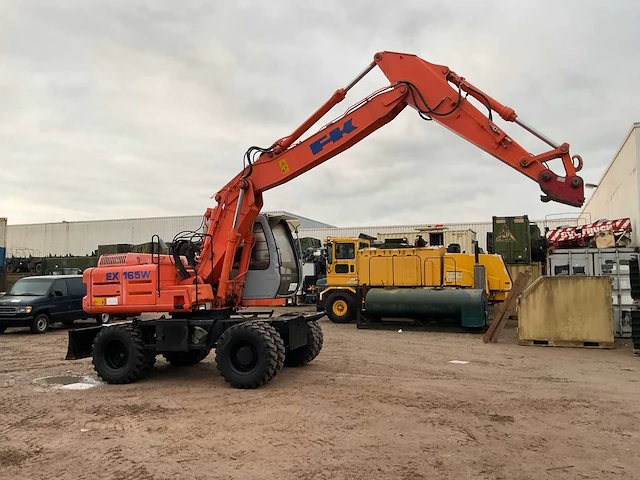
[506,262,542,293]
[518,276,614,348]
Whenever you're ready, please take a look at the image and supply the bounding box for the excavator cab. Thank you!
[233,214,302,305]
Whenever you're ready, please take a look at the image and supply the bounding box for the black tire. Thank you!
[325,290,356,323]
[96,313,110,325]
[30,314,50,334]
[163,348,210,367]
[215,320,284,389]
[34,263,43,274]
[0,326,6,334]
[5,263,15,273]
[284,319,323,367]
[269,329,286,381]
[91,323,154,384]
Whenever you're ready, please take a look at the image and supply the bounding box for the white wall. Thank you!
[581,123,640,245]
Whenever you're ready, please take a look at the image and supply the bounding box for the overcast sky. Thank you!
[1,0,639,227]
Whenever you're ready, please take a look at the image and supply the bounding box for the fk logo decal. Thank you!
[309,119,357,155]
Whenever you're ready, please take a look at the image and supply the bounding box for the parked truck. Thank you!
[316,235,512,326]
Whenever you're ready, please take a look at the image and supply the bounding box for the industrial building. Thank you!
[5,213,580,258]
[5,211,334,257]
[581,123,640,244]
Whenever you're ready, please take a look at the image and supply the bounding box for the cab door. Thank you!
[49,279,71,322]
[329,241,358,284]
[66,277,87,319]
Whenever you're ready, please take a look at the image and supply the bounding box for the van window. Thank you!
[53,279,68,296]
[8,278,53,296]
[67,277,87,296]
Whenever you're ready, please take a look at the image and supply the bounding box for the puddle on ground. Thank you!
[33,374,103,390]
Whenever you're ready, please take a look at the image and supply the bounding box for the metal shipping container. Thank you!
[506,262,542,293]
[546,247,639,337]
[492,216,532,264]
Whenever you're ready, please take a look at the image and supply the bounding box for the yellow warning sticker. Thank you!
[279,158,289,173]
[93,297,105,306]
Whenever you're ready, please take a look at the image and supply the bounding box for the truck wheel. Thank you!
[6,263,15,273]
[91,323,154,384]
[325,291,356,323]
[215,321,284,389]
[163,348,210,367]
[30,314,50,334]
[96,313,111,325]
[284,319,323,367]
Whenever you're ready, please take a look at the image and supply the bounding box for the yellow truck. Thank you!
[317,236,512,325]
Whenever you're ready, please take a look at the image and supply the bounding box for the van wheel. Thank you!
[325,291,356,323]
[96,313,110,325]
[30,314,50,334]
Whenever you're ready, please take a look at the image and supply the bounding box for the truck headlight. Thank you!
[17,306,33,314]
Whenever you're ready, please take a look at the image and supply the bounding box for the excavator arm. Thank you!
[195,50,585,306]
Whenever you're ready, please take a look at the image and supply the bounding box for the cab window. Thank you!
[232,222,270,271]
[335,243,355,259]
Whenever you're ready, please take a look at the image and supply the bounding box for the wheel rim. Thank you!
[36,318,47,331]
[229,341,258,374]
[332,299,348,316]
[100,313,110,323]
[104,339,128,370]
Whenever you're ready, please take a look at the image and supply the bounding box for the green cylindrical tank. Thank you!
[364,288,488,328]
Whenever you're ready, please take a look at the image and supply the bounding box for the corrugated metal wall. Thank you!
[7,216,205,256]
[5,211,583,257]
[5,211,332,257]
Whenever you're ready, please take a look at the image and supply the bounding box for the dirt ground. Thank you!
[1,307,639,480]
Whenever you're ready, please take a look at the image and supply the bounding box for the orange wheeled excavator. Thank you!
[66,51,585,388]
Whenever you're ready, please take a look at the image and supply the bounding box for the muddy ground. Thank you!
[1,307,639,480]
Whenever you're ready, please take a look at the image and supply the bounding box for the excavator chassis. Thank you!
[65,310,324,389]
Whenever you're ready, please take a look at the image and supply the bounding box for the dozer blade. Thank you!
[65,325,102,360]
